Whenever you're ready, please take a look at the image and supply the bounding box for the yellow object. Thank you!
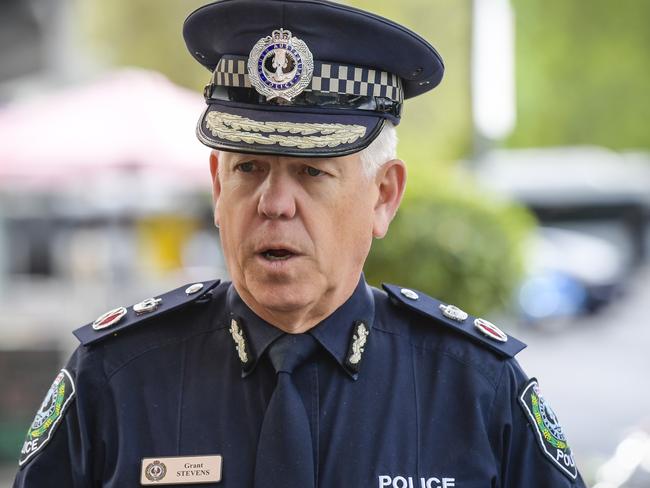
[137,215,198,272]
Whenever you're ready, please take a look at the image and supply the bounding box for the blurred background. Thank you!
[0,0,648,486]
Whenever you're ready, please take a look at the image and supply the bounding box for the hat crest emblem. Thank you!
[247,28,314,102]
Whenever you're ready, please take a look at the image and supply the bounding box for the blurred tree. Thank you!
[353,0,473,164]
[75,0,209,91]
[508,0,650,150]
[365,169,535,315]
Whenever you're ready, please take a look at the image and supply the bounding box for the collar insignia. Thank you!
[247,28,314,101]
[439,303,468,322]
[229,318,251,366]
[345,321,370,373]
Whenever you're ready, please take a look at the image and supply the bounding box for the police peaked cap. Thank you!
[184,0,444,157]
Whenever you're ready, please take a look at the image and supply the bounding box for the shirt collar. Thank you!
[310,275,375,379]
[226,284,283,377]
[226,274,375,380]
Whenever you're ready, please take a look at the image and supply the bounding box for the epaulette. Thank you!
[382,283,526,358]
[73,280,221,347]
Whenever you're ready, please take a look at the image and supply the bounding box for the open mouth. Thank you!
[260,249,296,261]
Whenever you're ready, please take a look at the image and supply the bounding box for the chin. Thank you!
[247,278,316,313]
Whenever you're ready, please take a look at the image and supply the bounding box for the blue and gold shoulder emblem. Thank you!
[519,379,578,480]
[19,369,76,467]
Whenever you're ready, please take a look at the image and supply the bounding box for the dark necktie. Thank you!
[254,333,319,488]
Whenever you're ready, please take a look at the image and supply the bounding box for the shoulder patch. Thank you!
[19,369,76,467]
[518,378,578,480]
[73,280,221,346]
[382,283,526,358]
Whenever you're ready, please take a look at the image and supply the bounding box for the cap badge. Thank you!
[92,306,127,331]
[474,318,508,343]
[247,28,314,101]
[439,303,468,322]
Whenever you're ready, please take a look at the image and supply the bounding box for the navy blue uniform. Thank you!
[14,276,586,487]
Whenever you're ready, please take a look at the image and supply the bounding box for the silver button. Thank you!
[185,283,204,295]
[400,288,419,300]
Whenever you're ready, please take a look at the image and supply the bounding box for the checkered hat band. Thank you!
[214,55,404,102]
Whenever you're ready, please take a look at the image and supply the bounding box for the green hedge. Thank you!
[364,168,535,316]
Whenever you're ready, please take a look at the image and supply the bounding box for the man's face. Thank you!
[210,150,401,329]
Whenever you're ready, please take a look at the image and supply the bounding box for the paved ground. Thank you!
[0,466,14,488]
[2,266,648,486]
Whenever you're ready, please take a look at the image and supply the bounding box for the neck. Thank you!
[236,277,362,334]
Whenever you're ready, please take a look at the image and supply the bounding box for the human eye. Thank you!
[234,161,256,173]
[303,165,326,177]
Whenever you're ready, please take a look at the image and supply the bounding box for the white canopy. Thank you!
[0,69,211,189]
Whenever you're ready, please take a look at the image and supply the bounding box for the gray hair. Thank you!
[359,122,398,179]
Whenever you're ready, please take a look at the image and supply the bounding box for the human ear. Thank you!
[209,150,222,227]
[372,159,406,238]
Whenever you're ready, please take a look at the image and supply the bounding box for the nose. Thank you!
[257,171,297,220]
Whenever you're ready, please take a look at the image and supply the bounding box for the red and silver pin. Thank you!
[474,318,508,343]
[92,307,127,331]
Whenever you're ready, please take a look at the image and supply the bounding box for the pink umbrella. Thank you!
[0,69,211,188]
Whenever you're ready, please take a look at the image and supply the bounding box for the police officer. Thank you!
[14,0,587,487]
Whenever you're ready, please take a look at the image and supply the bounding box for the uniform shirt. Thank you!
[14,276,586,487]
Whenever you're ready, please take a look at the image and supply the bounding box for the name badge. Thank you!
[140,455,222,485]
